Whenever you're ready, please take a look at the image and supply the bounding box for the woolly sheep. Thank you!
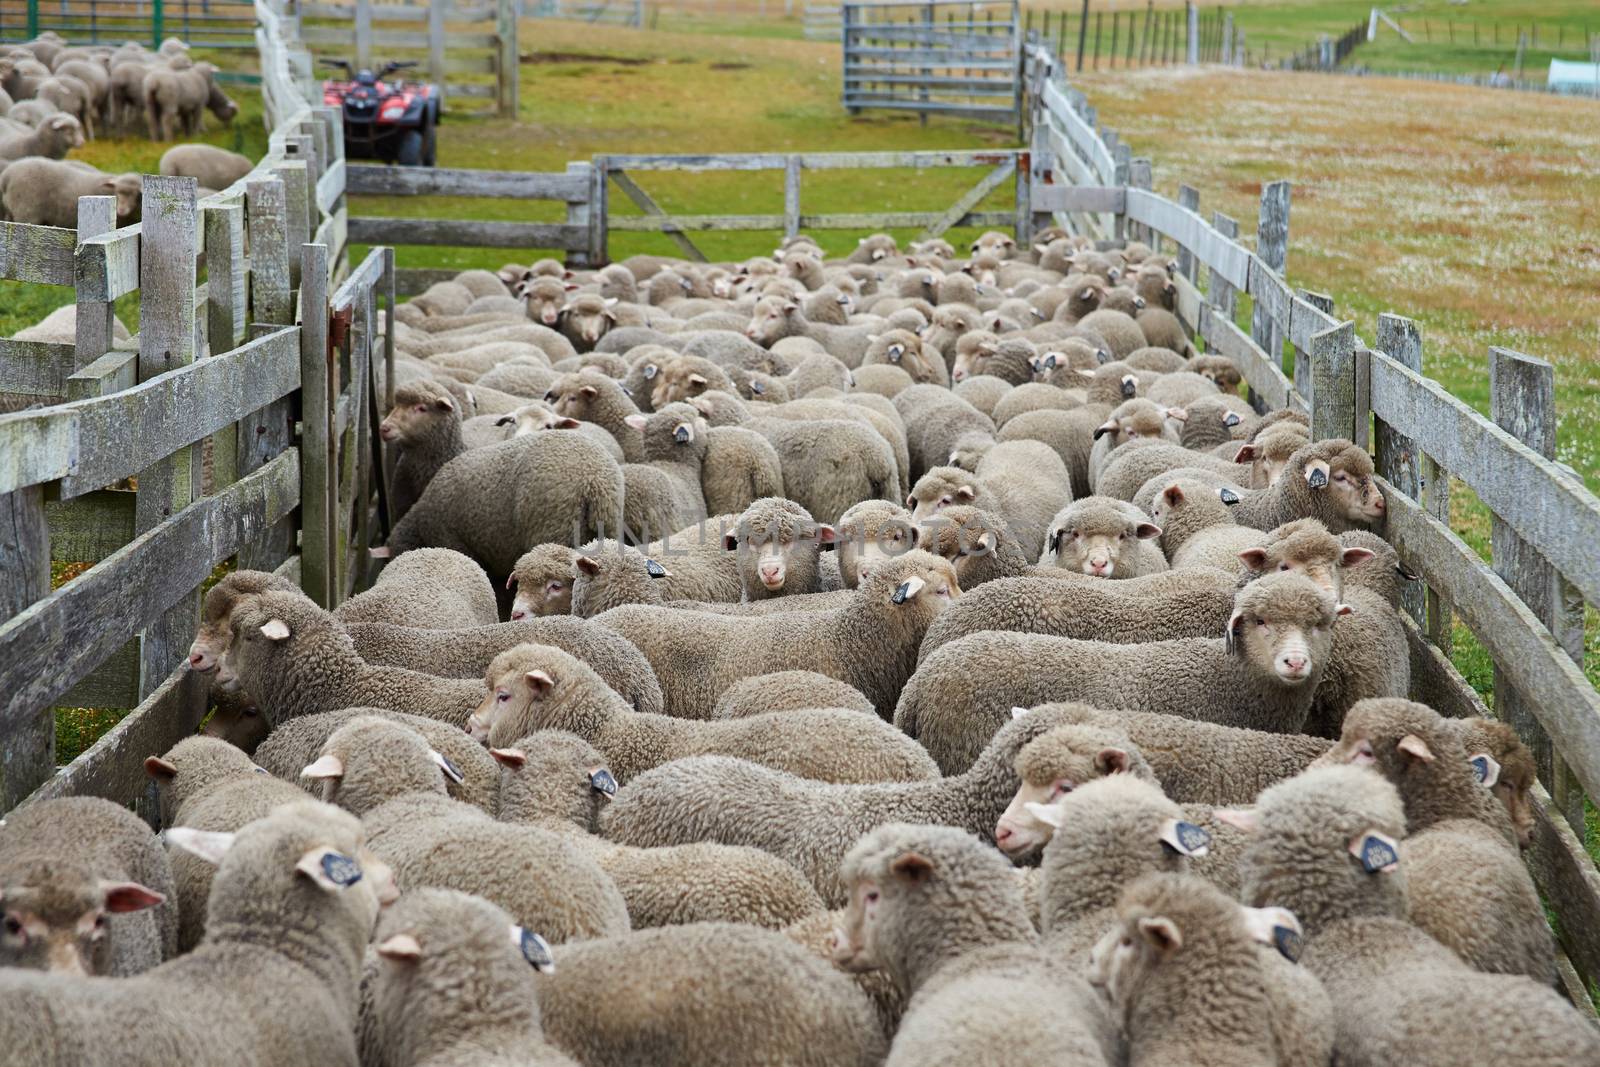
[1040,496,1168,578]
[700,424,785,515]
[377,380,472,522]
[1075,308,1146,359]
[911,503,1039,588]
[833,823,1114,1066]
[907,456,1068,563]
[1234,418,1312,487]
[217,588,485,728]
[896,574,1346,774]
[158,142,253,192]
[1133,308,1196,359]
[0,797,175,976]
[0,801,395,1067]
[385,432,625,589]
[568,530,738,616]
[507,544,578,618]
[758,395,910,494]
[850,361,916,397]
[470,642,937,784]
[306,716,629,942]
[835,498,917,588]
[723,496,834,600]
[647,353,735,408]
[745,415,899,524]
[364,888,579,1067]
[1095,438,1251,502]
[544,368,644,460]
[949,336,1038,386]
[1222,438,1386,533]
[989,381,1082,428]
[1145,478,1250,565]
[861,328,947,386]
[600,701,1103,904]
[745,295,875,367]
[616,402,710,538]
[1123,346,1188,374]
[490,730,823,929]
[1179,392,1258,451]
[0,111,82,161]
[710,670,876,718]
[334,548,499,630]
[0,158,141,227]
[595,550,958,718]
[892,384,994,482]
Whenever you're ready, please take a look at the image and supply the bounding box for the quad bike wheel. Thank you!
[396,129,424,166]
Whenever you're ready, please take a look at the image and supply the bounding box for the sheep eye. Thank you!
[3,917,20,936]
[1117,532,1126,541]
[547,581,564,592]
[1051,781,1073,798]
[496,691,511,703]
[414,404,428,413]
[1255,617,1268,629]
[940,496,952,505]
[1120,936,1133,948]
[1333,472,1348,482]
[1278,562,1290,571]
[865,890,879,903]
[93,914,107,930]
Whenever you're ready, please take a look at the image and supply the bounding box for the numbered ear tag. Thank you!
[1159,819,1211,857]
[1351,831,1400,874]
[1307,467,1329,489]
[891,581,912,604]
[431,750,464,784]
[644,559,668,578]
[1224,413,1241,427]
[1468,753,1501,788]
[322,852,363,887]
[589,768,618,798]
[750,380,766,395]
[1274,924,1302,962]
[511,925,556,973]
[1219,488,1241,505]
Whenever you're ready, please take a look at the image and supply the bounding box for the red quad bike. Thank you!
[322,59,440,166]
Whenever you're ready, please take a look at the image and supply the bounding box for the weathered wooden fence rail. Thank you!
[0,0,391,823]
[842,0,1021,124]
[0,0,260,50]
[1020,38,1600,1004]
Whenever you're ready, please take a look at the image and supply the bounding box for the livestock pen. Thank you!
[0,0,1598,1023]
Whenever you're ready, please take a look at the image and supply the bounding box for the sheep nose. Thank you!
[541,311,558,324]
[510,608,527,621]
[1282,654,1308,674]
[994,824,1013,846]
[378,423,397,441]
[187,651,207,669]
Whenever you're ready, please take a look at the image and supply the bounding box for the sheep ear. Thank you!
[1010,706,1031,721]
[1134,522,1161,541]
[888,851,934,884]
[434,395,455,412]
[489,747,527,770]
[554,417,581,430]
[375,934,422,962]
[1232,443,1257,463]
[300,754,344,780]
[260,618,291,641]
[510,925,557,973]
[1159,818,1212,857]
[1138,916,1183,954]
[1092,418,1119,440]
[524,670,554,696]
[495,415,515,427]
[622,414,649,431]
[100,881,166,913]
[956,485,976,502]
[1349,831,1401,874]
[890,575,925,605]
[296,848,364,891]
[429,750,464,784]
[575,556,600,577]
[816,524,837,545]
[1303,459,1331,489]
[1238,548,1269,570]
[164,827,236,865]
[1024,800,1066,828]
[1094,747,1131,775]
[722,532,739,551]
[1340,547,1375,568]
[1161,484,1185,508]
[1213,807,1261,833]
[1225,610,1245,652]
[144,756,177,780]
[1468,752,1501,787]
[1335,602,1353,616]
[579,385,598,400]
[1164,406,1187,423]
[1396,734,1435,763]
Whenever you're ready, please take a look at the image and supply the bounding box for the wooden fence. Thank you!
[1021,38,1600,1007]
[0,0,259,49]
[803,0,838,40]
[0,0,392,821]
[298,0,518,116]
[842,0,1020,124]
[524,0,643,27]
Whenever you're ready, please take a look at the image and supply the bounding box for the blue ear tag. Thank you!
[673,425,691,443]
[1307,467,1329,489]
[750,379,765,395]
[1356,832,1399,874]
[253,766,270,775]
[321,852,363,887]
[1468,754,1500,788]
[518,927,555,973]
[891,581,912,605]
[589,768,618,797]
[1273,925,1302,963]
[644,559,667,578]
[1219,488,1241,505]
[642,364,658,380]
[1224,413,1242,427]
[1160,819,1211,857]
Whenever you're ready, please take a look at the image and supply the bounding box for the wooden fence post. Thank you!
[133,176,200,702]
[1186,0,1198,63]
[1373,318,1425,622]
[1111,142,1131,242]
[205,201,247,490]
[273,160,311,286]
[565,162,595,269]
[783,155,802,239]
[354,0,373,70]
[1298,288,1332,403]
[1175,184,1199,270]
[299,243,333,607]
[75,196,118,370]
[1490,346,1587,834]
[0,484,51,809]
[1308,317,1356,443]
[248,177,292,326]
[497,0,519,118]
[1127,157,1152,245]
[428,0,446,108]
[1209,210,1238,321]
[1252,179,1290,376]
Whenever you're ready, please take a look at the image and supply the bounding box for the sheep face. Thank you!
[835,502,916,588]
[995,728,1137,860]
[199,693,269,753]
[1227,573,1346,686]
[829,877,880,973]
[970,230,1016,260]
[0,870,164,976]
[105,174,141,225]
[1046,504,1161,578]
[504,402,581,438]
[1189,355,1243,392]
[1455,718,1536,849]
[947,341,995,383]
[1093,398,1183,450]
[1237,518,1368,600]
[1316,448,1386,523]
[547,373,607,421]
[650,360,717,409]
[729,509,834,594]
[472,657,551,745]
[906,467,979,526]
[519,276,573,326]
[1235,422,1308,488]
[379,387,455,444]
[561,295,616,345]
[744,296,793,346]
[921,306,975,355]
[509,545,576,620]
[1088,909,1175,1014]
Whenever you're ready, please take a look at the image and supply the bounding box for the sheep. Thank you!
[0,158,140,227]
[0,797,175,976]
[990,381,1082,427]
[711,495,834,600]
[951,374,1013,419]
[1177,392,1258,451]
[471,642,937,784]
[1040,496,1168,577]
[0,801,395,1067]
[700,424,785,515]
[1188,354,1244,393]
[333,548,499,630]
[1451,716,1538,848]
[1314,698,1554,983]
[343,616,663,714]
[567,535,728,616]
[832,823,1114,1066]
[1123,345,1189,374]
[1076,308,1146,358]
[1133,307,1195,358]
[892,383,994,481]
[1089,874,1310,1067]
[745,415,898,524]
[0,111,82,161]
[376,380,473,522]
[896,574,1345,775]
[849,233,898,263]
[474,359,561,400]
[385,432,625,590]
[1217,438,1386,533]
[599,701,1104,905]
[907,453,1069,563]
[710,670,876,718]
[541,367,644,460]
[144,737,316,952]
[1095,438,1251,502]
[1145,478,1250,564]
[616,402,709,538]
[160,143,251,192]
[595,550,958,719]
[949,336,1038,386]
[305,716,630,943]
[505,543,577,618]
[1237,766,1600,1065]
[36,73,92,137]
[1086,397,1186,490]
[785,350,853,395]
[913,503,1040,587]
[1233,417,1311,487]
[216,588,485,728]
[745,295,874,366]
[142,61,232,139]
[647,353,735,408]
[754,395,911,496]
[363,888,579,1067]
[861,328,947,386]
[538,921,886,1067]
[491,731,824,929]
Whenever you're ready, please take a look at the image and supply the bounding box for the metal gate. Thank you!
[842,0,1021,124]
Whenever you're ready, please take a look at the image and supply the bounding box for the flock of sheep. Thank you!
[2,226,1597,1066]
[0,32,245,227]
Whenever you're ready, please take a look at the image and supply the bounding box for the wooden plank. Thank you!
[0,483,52,809]
[1527,783,1600,991]
[1196,302,1300,414]
[1370,351,1600,608]
[0,220,77,286]
[316,159,347,214]
[66,351,138,401]
[496,0,518,118]
[1170,272,1204,339]
[355,0,374,68]
[1250,180,1290,378]
[74,197,118,371]
[607,210,1016,233]
[783,156,802,240]
[247,178,293,326]
[602,149,1019,172]
[1308,319,1356,442]
[1370,315,1427,627]
[301,25,499,48]
[1176,184,1199,280]
[0,450,301,735]
[344,164,588,200]
[919,158,1014,241]
[300,244,333,608]
[1379,483,1600,800]
[46,488,136,565]
[608,168,706,262]
[0,339,77,398]
[274,161,312,286]
[345,217,586,250]
[75,226,142,304]
[1209,211,1240,324]
[442,83,497,101]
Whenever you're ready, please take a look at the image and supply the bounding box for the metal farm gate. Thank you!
[842,0,1020,124]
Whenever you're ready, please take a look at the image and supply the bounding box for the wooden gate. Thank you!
[842,0,1021,124]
